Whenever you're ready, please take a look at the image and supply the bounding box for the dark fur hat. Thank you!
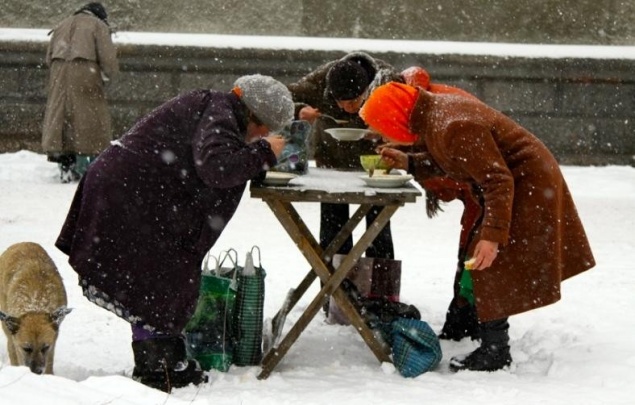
[75,2,108,24]
[326,60,371,101]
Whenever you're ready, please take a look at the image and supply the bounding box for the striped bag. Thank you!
[232,246,266,366]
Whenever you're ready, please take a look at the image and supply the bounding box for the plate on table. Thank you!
[360,174,414,188]
[263,171,298,186]
[324,128,369,141]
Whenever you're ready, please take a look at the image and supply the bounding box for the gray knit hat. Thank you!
[233,74,294,132]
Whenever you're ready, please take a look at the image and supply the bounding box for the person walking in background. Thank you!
[42,2,119,183]
[55,75,294,392]
[360,82,595,372]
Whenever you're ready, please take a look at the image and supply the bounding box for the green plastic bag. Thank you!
[459,257,475,305]
[185,250,239,372]
[232,246,266,366]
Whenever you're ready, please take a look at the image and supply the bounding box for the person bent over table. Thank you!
[55,75,294,391]
[360,82,595,372]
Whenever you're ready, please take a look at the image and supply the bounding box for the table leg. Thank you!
[268,202,371,317]
[318,204,398,362]
[258,200,399,379]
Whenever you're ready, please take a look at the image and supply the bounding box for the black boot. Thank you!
[438,298,479,341]
[132,336,206,392]
[449,318,512,372]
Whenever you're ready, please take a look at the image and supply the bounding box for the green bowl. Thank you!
[360,155,390,172]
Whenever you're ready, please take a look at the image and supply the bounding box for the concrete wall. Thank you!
[1,37,633,165]
[1,0,634,45]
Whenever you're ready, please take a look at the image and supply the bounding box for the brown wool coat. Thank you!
[408,90,596,322]
[42,12,119,156]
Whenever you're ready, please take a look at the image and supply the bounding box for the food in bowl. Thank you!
[360,155,391,173]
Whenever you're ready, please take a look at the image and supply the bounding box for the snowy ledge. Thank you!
[2,28,635,60]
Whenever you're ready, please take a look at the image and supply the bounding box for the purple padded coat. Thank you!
[56,89,276,334]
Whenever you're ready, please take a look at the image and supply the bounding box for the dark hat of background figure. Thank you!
[75,2,109,25]
[326,60,371,101]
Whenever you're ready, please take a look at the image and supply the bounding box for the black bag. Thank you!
[328,254,402,325]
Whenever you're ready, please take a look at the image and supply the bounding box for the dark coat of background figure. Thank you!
[41,7,119,161]
[55,90,278,335]
[287,52,401,170]
[287,52,401,260]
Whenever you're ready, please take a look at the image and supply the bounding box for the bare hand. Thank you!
[468,240,499,271]
[378,147,408,170]
[264,135,286,158]
[299,106,320,124]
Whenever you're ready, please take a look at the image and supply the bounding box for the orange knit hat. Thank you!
[359,82,419,143]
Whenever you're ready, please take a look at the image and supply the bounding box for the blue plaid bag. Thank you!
[343,282,441,378]
[390,317,442,378]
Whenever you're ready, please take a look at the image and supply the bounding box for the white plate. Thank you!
[360,174,414,188]
[262,171,298,186]
[324,128,369,141]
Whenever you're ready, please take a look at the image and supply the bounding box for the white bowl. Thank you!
[360,174,414,188]
[262,171,298,186]
[324,128,369,141]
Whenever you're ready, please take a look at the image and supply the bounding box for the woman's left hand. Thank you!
[263,135,286,157]
[469,240,499,270]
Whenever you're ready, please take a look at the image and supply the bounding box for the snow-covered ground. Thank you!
[0,150,634,405]
[1,26,634,405]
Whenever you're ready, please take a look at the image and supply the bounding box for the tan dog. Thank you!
[0,242,72,374]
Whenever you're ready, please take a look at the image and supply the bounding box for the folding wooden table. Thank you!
[250,168,421,379]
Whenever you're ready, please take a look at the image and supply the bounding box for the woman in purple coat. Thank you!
[55,75,294,392]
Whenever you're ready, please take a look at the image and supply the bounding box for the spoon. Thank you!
[320,113,349,125]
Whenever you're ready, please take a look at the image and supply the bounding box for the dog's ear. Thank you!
[0,311,21,334]
[50,306,73,326]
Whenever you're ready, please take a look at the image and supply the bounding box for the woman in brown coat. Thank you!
[360,82,595,372]
[42,3,119,182]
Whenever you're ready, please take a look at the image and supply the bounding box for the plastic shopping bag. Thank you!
[272,120,311,174]
[232,246,266,366]
[184,249,240,372]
